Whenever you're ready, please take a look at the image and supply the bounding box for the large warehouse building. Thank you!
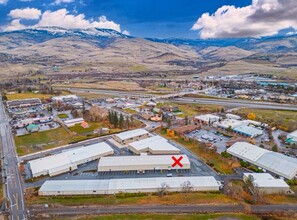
[29,142,114,177]
[128,135,180,155]
[39,176,220,196]
[243,173,291,194]
[113,129,150,145]
[227,142,297,179]
[98,153,190,172]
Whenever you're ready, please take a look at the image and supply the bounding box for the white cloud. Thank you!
[53,0,74,5]
[36,10,121,32]
[2,8,126,34]
[9,8,41,20]
[3,19,26,31]
[0,0,8,5]
[192,0,297,38]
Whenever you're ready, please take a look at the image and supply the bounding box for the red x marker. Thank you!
[172,156,183,168]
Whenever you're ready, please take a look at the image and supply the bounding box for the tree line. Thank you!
[108,110,135,129]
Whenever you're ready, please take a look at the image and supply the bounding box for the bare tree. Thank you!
[158,182,169,197]
[181,180,193,194]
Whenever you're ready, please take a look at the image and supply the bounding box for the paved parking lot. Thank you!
[186,129,230,153]
[24,133,221,188]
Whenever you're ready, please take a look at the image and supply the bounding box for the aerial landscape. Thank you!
[0,0,297,220]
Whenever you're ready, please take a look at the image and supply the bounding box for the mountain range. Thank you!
[0,27,297,80]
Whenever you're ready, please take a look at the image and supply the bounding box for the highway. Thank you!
[0,99,27,220]
[61,87,297,111]
[28,204,297,218]
[174,97,297,111]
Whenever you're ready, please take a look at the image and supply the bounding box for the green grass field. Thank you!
[14,127,74,156]
[69,122,105,134]
[57,113,68,119]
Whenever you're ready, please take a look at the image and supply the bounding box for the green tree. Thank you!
[2,95,7,101]
[272,145,278,152]
[119,113,124,129]
[113,111,118,128]
[185,116,189,125]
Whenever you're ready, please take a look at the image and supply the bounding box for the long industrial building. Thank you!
[98,153,190,172]
[39,176,220,196]
[128,135,180,155]
[113,129,150,145]
[29,142,114,177]
[227,142,297,179]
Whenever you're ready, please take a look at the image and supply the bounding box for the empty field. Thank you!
[234,108,297,132]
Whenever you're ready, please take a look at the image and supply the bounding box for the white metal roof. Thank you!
[64,118,84,124]
[288,130,297,140]
[233,125,263,137]
[129,135,180,154]
[114,129,149,141]
[195,114,220,121]
[227,142,268,162]
[52,95,79,101]
[29,142,114,176]
[29,154,72,177]
[243,173,289,188]
[227,142,297,179]
[98,154,190,170]
[39,176,220,194]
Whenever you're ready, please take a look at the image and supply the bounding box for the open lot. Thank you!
[53,81,146,91]
[234,108,297,132]
[157,102,224,118]
[6,92,53,101]
[14,127,74,156]
[79,213,261,220]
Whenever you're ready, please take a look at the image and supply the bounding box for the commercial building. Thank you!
[128,135,180,155]
[52,95,79,103]
[227,142,297,179]
[226,114,241,120]
[233,125,263,138]
[215,119,263,138]
[39,176,220,196]
[286,130,297,145]
[29,142,114,177]
[194,114,220,125]
[98,153,190,172]
[113,129,150,145]
[6,98,42,109]
[172,125,199,135]
[243,173,291,194]
[64,118,85,127]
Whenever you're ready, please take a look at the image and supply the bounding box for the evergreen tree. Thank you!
[113,111,118,128]
[119,113,124,129]
[125,116,130,129]
[108,110,112,124]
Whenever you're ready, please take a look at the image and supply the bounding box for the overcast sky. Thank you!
[0,0,296,39]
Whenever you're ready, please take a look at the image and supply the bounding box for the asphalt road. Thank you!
[174,97,297,111]
[0,99,27,220]
[28,204,297,218]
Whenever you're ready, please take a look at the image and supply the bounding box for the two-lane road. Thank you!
[0,99,27,220]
